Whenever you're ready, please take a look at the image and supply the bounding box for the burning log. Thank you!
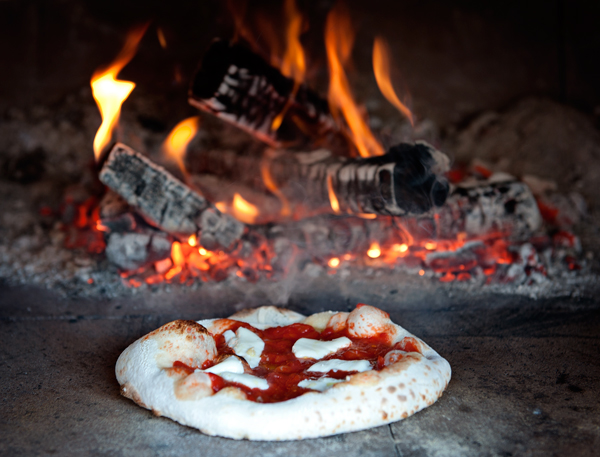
[188,40,351,153]
[267,176,542,260]
[186,141,450,218]
[99,143,245,250]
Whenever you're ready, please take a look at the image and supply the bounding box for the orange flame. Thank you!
[162,116,199,174]
[325,6,384,157]
[271,0,306,131]
[280,0,306,84]
[261,154,291,217]
[232,193,259,224]
[327,174,341,213]
[328,257,340,268]
[157,27,167,49]
[372,37,413,126]
[91,24,148,161]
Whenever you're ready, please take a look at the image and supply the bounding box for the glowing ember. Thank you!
[367,242,381,259]
[328,257,340,268]
[325,4,384,158]
[425,242,437,250]
[91,24,148,161]
[188,234,198,247]
[171,241,185,266]
[396,243,409,253]
[372,37,414,126]
[199,248,207,256]
[162,116,199,174]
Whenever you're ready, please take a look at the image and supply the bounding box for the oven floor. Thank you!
[1,282,599,456]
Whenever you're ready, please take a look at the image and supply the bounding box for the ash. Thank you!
[1,91,599,301]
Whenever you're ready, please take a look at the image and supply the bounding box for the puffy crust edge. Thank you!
[116,306,451,440]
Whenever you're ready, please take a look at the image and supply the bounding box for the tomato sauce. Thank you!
[176,321,422,403]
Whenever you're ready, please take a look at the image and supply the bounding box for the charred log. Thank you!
[186,141,450,218]
[99,143,245,250]
[189,40,351,153]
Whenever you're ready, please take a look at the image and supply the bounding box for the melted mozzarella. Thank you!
[298,377,345,392]
[224,327,265,368]
[220,372,269,390]
[292,337,352,360]
[201,356,245,375]
[307,359,372,373]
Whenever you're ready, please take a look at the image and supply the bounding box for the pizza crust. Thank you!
[116,305,451,440]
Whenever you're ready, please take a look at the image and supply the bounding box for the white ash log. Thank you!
[105,231,172,271]
[435,174,542,240]
[186,141,450,218]
[188,39,352,154]
[99,143,244,251]
[268,216,388,259]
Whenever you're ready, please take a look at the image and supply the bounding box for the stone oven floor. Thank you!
[1,281,599,457]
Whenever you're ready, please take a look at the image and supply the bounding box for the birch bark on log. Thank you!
[188,39,352,154]
[186,141,450,218]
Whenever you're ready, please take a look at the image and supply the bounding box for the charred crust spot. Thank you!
[152,408,162,417]
[345,396,351,401]
[153,320,209,337]
[316,411,323,422]
[397,395,407,402]
[356,408,362,413]
[398,383,405,389]
[382,398,388,404]
[426,365,431,371]
[387,386,397,393]
[421,394,426,401]
[382,411,388,420]
[401,412,408,418]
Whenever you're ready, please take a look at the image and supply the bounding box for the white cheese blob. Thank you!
[292,337,352,360]
[220,372,269,390]
[307,359,372,373]
[223,327,265,368]
[298,377,345,392]
[201,356,245,375]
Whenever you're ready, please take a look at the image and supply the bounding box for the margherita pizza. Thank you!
[116,304,451,440]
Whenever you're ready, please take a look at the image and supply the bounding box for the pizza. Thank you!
[116,304,451,440]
